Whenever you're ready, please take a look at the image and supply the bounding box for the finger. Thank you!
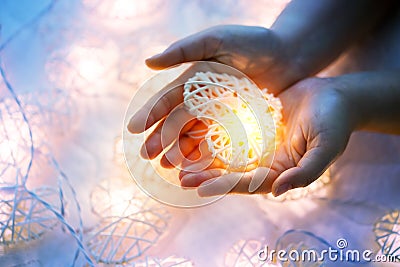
[140,119,165,159]
[145,28,222,70]
[179,140,224,179]
[140,109,195,159]
[128,85,184,133]
[160,107,196,151]
[179,121,210,169]
[197,167,278,197]
[185,120,208,139]
[180,155,225,178]
[181,140,214,169]
[181,169,226,187]
[128,63,217,134]
[181,147,202,168]
[160,135,202,168]
[160,121,207,168]
[271,146,335,197]
[178,148,201,180]
[130,44,250,134]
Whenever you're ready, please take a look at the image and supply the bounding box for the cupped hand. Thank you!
[127,25,304,168]
[127,60,255,169]
[145,25,302,95]
[180,78,356,197]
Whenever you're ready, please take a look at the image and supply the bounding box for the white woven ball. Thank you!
[184,72,282,171]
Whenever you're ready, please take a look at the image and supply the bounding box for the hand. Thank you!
[127,61,251,169]
[145,25,302,94]
[180,78,356,197]
[127,25,304,167]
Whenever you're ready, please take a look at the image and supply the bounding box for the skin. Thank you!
[181,74,400,197]
[128,0,399,197]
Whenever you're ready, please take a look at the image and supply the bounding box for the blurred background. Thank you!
[0,0,399,266]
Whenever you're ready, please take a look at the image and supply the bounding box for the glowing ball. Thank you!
[88,177,170,264]
[0,186,60,245]
[184,72,282,171]
[86,210,169,264]
[90,177,143,217]
[0,99,33,187]
[374,210,400,260]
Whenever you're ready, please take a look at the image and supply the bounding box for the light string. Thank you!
[0,9,95,263]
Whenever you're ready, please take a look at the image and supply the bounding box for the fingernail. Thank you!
[179,171,190,180]
[146,53,161,61]
[127,113,144,133]
[181,163,204,173]
[198,179,220,197]
[140,139,158,159]
[180,175,198,187]
[199,179,215,187]
[274,183,292,197]
[140,146,151,159]
[127,117,136,133]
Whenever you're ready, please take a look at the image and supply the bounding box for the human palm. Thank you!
[128,25,300,168]
[180,78,355,197]
[128,26,354,197]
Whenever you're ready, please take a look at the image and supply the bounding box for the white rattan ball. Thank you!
[374,210,400,260]
[0,186,60,245]
[184,72,282,171]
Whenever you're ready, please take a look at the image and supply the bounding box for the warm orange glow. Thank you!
[184,72,283,171]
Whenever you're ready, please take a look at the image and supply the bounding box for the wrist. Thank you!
[322,81,364,133]
[332,71,400,134]
[268,29,310,93]
[325,76,379,133]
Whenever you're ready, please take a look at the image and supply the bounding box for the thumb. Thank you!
[145,29,222,70]
[271,146,335,197]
